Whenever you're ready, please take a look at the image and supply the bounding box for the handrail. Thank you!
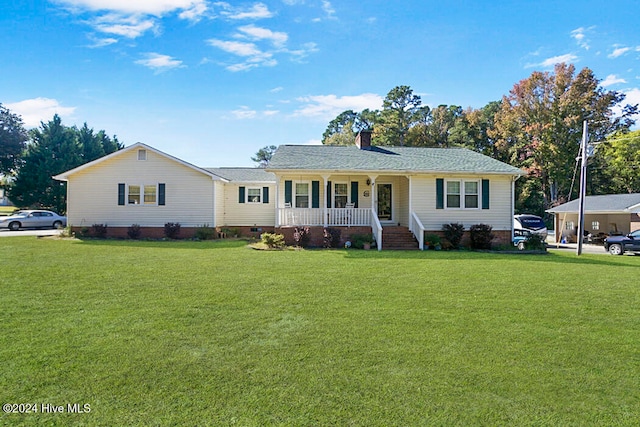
[371,209,383,251]
[410,211,425,250]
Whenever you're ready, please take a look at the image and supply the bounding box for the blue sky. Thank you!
[2,0,639,167]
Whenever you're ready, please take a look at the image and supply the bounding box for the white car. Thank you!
[0,210,67,231]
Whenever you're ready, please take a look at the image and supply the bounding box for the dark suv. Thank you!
[604,230,640,255]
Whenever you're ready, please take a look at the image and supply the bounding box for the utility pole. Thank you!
[576,120,588,255]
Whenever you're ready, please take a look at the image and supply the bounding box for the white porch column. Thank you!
[368,174,378,215]
[322,174,329,228]
[275,177,280,227]
[408,175,413,223]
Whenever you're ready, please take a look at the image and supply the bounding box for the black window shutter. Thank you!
[482,179,490,209]
[351,181,359,207]
[284,180,292,205]
[312,181,320,208]
[239,186,245,203]
[326,181,332,208]
[263,187,269,204]
[436,178,444,209]
[158,183,166,206]
[118,183,125,206]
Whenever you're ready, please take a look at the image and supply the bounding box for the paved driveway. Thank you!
[0,229,62,238]
[547,243,609,255]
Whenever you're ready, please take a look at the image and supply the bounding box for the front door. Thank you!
[377,184,392,221]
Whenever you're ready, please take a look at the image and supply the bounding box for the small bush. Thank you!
[440,238,454,251]
[91,223,108,238]
[60,225,74,238]
[323,227,342,248]
[469,223,494,250]
[424,233,441,249]
[525,233,547,251]
[127,224,142,239]
[293,227,311,248]
[194,224,216,240]
[442,223,465,249]
[261,232,285,249]
[164,222,181,239]
[350,233,374,249]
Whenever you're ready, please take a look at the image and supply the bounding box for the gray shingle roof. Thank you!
[546,193,640,213]
[267,145,524,175]
[205,167,276,183]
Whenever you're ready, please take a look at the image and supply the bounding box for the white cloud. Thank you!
[208,39,263,56]
[231,106,257,119]
[321,1,336,19]
[5,98,76,128]
[526,53,578,68]
[207,38,279,71]
[92,14,156,38]
[601,74,627,87]
[55,0,207,17]
[570,27,593,50]
[608,46,631,58]
[294,93,383,119]
[225,3,273,20]
[86,35,118,48]
[135,53,185,71]
[237,25,288,47]
[270,86,284,93]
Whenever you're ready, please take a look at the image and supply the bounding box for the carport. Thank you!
[546,193,640,243]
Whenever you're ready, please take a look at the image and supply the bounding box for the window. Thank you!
[334,183,348,208]
[591,221,599,230]
[138,149,147,160]
[464,181,478,208]
[446,180,480,209]
[247,188,261,203]
[295,183,309,208]
[128,185,140,204]
[565,221,574,230]
[144,185,156,205]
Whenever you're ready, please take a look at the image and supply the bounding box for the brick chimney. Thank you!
[355,130,372,149]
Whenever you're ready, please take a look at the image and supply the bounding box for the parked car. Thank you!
[604,230,640,255]
[514,214,548,240]
[0,210,67,231]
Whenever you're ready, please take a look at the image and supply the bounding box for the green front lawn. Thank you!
[1,238,638,426]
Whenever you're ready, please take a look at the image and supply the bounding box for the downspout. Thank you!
[512,175,521,241]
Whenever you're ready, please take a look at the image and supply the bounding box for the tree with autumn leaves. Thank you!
[322,63,638,217]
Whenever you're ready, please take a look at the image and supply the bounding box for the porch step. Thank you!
[382,226,419,250]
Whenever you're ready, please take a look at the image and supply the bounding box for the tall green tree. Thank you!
[252,145,278,167]
[0,103,28,175]
[597,130,640,194]
[375,85,422,146]
[9,115,122,212]
[491,63,636,212]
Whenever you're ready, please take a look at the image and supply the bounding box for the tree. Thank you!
[491,63,637,213]
[597,130,640,193]
[252,145,277,167]
[0,103,28,175]
[9,115,123,212]
[375,85,422,146]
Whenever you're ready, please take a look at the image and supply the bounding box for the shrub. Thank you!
[127,224,142,239]
[350,233,374,249]
[91,223,108,238]
[469,223,494,250]
[440,238,454,251]
[194,224,216,240]
[261,232,285,249]
[164,222,181,239]
[424,233,441,249]
[525,233,547,251]
[323,227,342,248]
[442,223,465,249]
[293,227,311,248]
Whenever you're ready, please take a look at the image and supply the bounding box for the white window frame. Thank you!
[294,182,310,208]
[591,221,600,231]
[247,187,261,204]
[565,221,575,230]
[128,183,158,206]
[445,179,481,209]
[334,182,348,208]
[138,149,147,161]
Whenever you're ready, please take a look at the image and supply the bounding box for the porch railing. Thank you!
[371,209,383,251]
[277,207,373,227]
[409,211,425,251]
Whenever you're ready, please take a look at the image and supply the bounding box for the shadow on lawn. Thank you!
[75,238,250,250]
[342,248,639,268]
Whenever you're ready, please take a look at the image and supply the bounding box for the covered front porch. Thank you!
[274,173,419,250]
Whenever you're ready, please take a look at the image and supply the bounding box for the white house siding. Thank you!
[214,181,225,228]
[222,183,276,226]
[411,175,514,231]
[66,149,215,227]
